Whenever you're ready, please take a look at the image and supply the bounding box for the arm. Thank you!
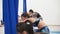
[25,18,36,23]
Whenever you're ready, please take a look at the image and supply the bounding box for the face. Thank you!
[28,12,33,16]
[29,12,33,14]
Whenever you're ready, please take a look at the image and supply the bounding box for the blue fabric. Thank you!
[23,0,27,12]
[3,0,18,34]
[36,26,50,33]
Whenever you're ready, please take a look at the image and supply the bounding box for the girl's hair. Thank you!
[16,20,34,34]
[21,13,30,18]
[29,9,34,13]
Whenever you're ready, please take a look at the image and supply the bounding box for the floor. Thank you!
[0,25,4,34]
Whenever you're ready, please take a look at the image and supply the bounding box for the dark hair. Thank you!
[32,12,43,20]
[21,13,30,18]
[29,9,34,13]
[25,20,34,34]
[32,12,41,18]
[16,21,34,34]
[36,13,41,18]
[16,22,25,33]
[36,12,43,20]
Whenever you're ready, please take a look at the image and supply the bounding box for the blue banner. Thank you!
[23,0,27,12]
[3,0,18,34]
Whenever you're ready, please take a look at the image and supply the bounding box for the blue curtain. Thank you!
[3,0,19,34]
[23,0,27,12]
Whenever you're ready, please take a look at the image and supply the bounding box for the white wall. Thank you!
[0,0,60,25]
[0,0,2,24]
[18,0,60,25]
[18,0,23,16]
